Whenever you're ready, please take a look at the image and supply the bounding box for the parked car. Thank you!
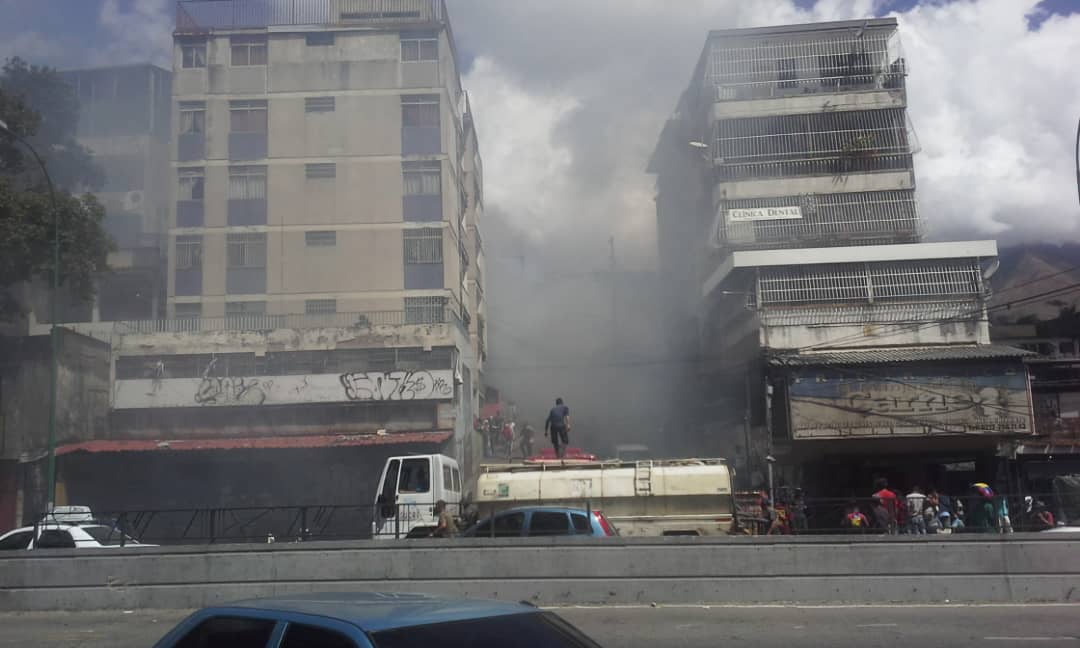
[152,592,604,647]
[0,523,154,550]
[462,506,618,538]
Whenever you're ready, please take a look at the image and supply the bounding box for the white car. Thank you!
[0,523,155,550]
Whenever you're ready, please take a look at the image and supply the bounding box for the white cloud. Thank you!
[95,0,173,67]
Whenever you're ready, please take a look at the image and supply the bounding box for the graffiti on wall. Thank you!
[194,376,271,405]
[340,371,454,402]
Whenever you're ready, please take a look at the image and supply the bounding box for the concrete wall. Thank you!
[1,535,1078,611]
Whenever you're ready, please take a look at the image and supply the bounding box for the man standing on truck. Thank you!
[545,397,571,459]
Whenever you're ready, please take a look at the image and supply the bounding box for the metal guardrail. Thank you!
[176,0,444,32]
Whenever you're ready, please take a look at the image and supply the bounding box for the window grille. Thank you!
[179,102,205,134]
[180,40,207,68]
[401,32,438,61]
[405,296,447,324]
[231,35,267,66]
[230,100,267,132]
[305,231,337,246]
[178,168,205,201]
[401,95,440,127]
[403,228,443,264]
[305,299,337,315]
[227,233,267,269]
[757,260,982,306]
[305,163,336,179]
[403,161,441,195]
[228,166,267,200]
[175,236,202,270]
[305,96,335,112]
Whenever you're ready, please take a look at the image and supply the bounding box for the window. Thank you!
[178,168,204,201]
[305,299,337,315]
[305,231,336,247]
[175,303,202,318]
[227,233,267,269]
[401,94,440,127]
[230,100,267,133]
[372,611,598,648]
[452,467,461,493]
[176,236,202,270]
[281,623,356,648]
[228,166,266,200]
[401,32,438,61]
[305,163,336,179]
[179,102,205,134]
[403,161,441,196]
[180,40,207,68]
[36,529,75,549]
[474,512,525,537]
[571,513,591,534]
[231,35,267,66]
[398,457,430,493]
[442,465,453,492]
[403,228,443,264]
[305,96,335,113]
[226,301,266,316]
[528,511,570,537]
[174,616,276,648]
[405,296,447,324]
[0,530,33,550]
[379,458,400,518]
[304,32,335,47]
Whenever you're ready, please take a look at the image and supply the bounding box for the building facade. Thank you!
[650,19,1033,497]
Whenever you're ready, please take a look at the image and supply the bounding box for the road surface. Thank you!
[1,604,1077,647]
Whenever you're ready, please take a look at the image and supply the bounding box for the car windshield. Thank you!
[370,612,601,648]
[81,525,139,546]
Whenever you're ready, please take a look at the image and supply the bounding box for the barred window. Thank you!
[403,161,441,196]
[178,168,204,201]
[180,41,206,68]
[401,32,438,61]
[305,96,335,113]
[226,301,266,315]
[231,35,267,66]
[401,95,439,127]
[230,100,267,132]
[305,231,336,247]
[227,233,267,269]
[305,299,337,315]
[228,166,266,200]
[405,296,447,324]
[175,236,202,270]
[175,303,202,318]
[179,102,205,134]
[404,228,443,264]
[305,32,334,46]
[305,163,336,179]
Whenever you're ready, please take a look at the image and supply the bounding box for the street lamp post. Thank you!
[0,118,61,515]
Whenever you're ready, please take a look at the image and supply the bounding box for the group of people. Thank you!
[841,479,1057,534]
[474,397,572,460]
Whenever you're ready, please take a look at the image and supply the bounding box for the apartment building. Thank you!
[35,0,488,517]
[650,19,1033,495]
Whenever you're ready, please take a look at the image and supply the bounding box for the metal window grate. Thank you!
[175,235,202,270]
[401,33,438,61]
[718,190,920,248]
[706,30,905,100]
[405,296,447,324]
[230,100,268,132]
[178,168,205,201]
[717,153,912,182]
[403,228,443,264]
[228,165,267,199]
[402,94,440,127]
[305,163,336,179]
[305,299,337,315]
[714,108,911,164]
[227,233,267,269]
[305,230,337,246]
[758,260,982,306]
[403,161,441,196]
[305,96,335,112]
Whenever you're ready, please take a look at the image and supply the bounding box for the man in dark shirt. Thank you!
[545,397,571,459]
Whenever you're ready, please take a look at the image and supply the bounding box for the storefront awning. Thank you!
[56,431,453,456]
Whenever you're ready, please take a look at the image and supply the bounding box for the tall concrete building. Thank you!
[38,0,488,518]
[650,19,1033,495]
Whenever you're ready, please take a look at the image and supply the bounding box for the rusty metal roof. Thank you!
[57,431,452,455]
[769,344,1034,367]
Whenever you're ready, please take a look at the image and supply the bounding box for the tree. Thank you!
[0,57,112,319]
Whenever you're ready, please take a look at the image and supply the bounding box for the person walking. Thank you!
[544,397,571,459]
[520,422,536,459]
[906,485,927,535]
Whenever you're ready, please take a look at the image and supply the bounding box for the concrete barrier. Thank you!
[2,534,1079,611]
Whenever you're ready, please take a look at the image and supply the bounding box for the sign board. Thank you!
[727,206,803,222]
[113,370,455,409]
[787,366,1032,439]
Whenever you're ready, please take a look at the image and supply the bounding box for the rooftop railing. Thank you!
[176,0,444,32]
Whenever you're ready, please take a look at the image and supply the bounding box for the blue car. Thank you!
[153,592,602,648]
[462,507,619,538]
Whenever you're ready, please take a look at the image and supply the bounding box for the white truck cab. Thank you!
[371,454,462,539]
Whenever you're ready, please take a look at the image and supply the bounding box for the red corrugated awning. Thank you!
[56,431,453,455]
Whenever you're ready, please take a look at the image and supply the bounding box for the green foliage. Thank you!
[0,57,112,318]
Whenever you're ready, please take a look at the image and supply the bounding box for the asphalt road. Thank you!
[1,604,1078,647]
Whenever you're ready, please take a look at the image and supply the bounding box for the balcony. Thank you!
[176,0,445,32]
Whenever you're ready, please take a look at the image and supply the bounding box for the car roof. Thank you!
[225,592,535,632]
[491,506,592,515]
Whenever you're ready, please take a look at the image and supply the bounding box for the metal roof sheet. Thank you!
[56,431,452,455]
[769,344,1034,366]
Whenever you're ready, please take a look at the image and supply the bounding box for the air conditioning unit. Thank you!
[122,190,145,213]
